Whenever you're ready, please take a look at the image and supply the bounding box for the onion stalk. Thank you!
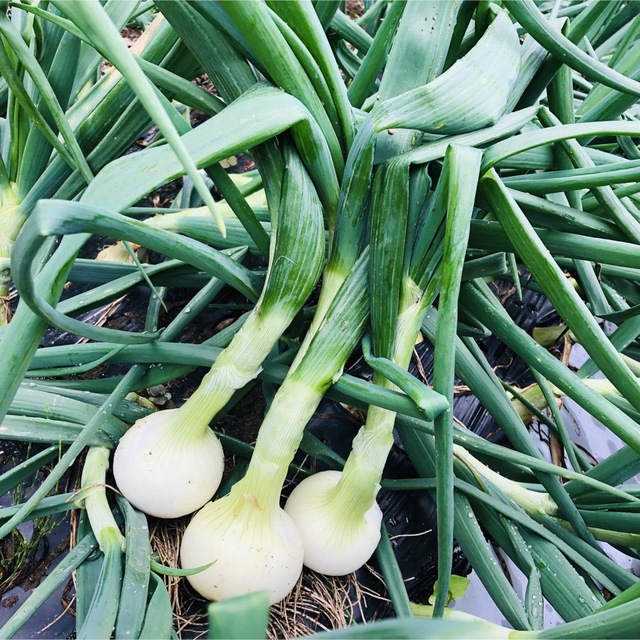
[100,174,268,259]
[113,149,325,519]
[74,447,124,640]
[180,250,370,604]
[454,445,640,548]
[284,147,479,576]
[284,307,424,575]
[453,445,558,517]
[0,185,26,325]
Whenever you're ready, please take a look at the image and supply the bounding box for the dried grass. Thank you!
[148,518,388,639]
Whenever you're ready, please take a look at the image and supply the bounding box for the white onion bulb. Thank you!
[284,470,382,576]
[113,409,224,519]
[180,491,304,605]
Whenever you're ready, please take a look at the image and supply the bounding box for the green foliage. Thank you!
[428,576,473,607]
[208,591,270,640]
[1,0,640,637]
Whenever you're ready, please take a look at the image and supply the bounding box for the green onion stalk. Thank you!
[284,283,435,575]
[455,445,640,549]
[113,149,325,519]
[316,593,640,639]
[99,174,268,259]
[300,118,375,352]
[287,0,493,362]
[0,184,25,325]
[285,0,462,361]
[180,250,369,605]
[74,447,124,640]
[283,145,478,576]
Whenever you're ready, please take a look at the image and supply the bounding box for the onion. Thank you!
[113,409,224,519]
[180,454,304,605]
[180,251,369,601]
[111,148,325,520]
[285,470,382,576]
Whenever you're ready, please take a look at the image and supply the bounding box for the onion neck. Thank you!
[229,451,289,516]
[331,408,394,518]
[329,302,423,519]
[454,445,558,517]
[0,188,26,325]
[176,310,290,439]
[78,447,124,552]
[296,266,345,362]
[395,295,426,369]
[0,186,25,248]
[233,379,324,513]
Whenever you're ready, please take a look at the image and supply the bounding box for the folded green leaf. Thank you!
[374,7,520,134]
